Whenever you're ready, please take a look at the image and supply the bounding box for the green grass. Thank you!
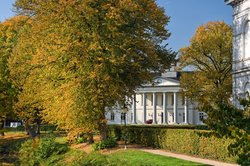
[54,149,209,166]
[105,150,209,166]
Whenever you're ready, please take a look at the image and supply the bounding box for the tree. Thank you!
[0,16,28,135]
[178,21,250,165]
[13,0,175,139]
[179,21,232,110]
[203,99,250,166]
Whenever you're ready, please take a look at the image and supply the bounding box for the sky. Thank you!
[0,0,232,52]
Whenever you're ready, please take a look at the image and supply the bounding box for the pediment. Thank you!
[144,76,180,86]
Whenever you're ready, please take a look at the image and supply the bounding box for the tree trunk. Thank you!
[99,123,107,140]
[36,121,40,135]
[87,133,94,144]
[98,109,108,140]
[0,120,5,136]
[28,125,37,137]
[24,121,30,135]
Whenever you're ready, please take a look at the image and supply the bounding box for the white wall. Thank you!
[107,92,202,125]
[231,0,250,106]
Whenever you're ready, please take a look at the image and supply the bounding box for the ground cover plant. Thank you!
[0,131,207,166]
[92,136,118,151]
[19,135,68,166]
[0,132,29,165]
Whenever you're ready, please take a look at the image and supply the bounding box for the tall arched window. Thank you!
[244,82,250,98]
[244,21,250,59]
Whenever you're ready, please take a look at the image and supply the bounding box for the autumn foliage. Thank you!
[179,21,232,109]
[1,0,175,138]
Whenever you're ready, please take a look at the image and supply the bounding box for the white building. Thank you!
[106,68,205,125]
[226,0,250,107]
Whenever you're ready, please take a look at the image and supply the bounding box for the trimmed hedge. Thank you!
[108,125,237,163]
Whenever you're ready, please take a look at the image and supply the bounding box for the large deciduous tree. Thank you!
[0,16,28,135]
[179,21,232,111]
[12,0,175,139]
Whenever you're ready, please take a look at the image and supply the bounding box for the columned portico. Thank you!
[140,91,180,124]
[106,68,202,125]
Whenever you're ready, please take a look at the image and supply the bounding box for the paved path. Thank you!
[140,149,239,166]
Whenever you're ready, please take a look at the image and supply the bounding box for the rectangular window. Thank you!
[182,95,185,105]
[199,112,204,121]
[121,113,125,120]
[160,94,163,106]
[111,112,115,121]
[171,94,174,106]
[151,94,153,106]
[141,94,143,106]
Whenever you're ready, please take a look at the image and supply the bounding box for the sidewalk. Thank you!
[140,149,239,166]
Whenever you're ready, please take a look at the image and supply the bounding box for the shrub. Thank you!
[92,137,118,151]
[73,153,109,166]
[36,136,68,160]
[19,136,68,165]
[108,124,203,140]
[40,124,57,132]
[76,136,88,144]
[16,125,26,131]
[19,138,40,166]
[108,125,238,163]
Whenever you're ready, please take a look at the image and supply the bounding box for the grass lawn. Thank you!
[43,149,209,166]
[1,132,208,166]
[105,150,209,166]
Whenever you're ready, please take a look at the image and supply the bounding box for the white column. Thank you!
[184,96,188,124]
[132,94,137,124]
[173,92,177,124]
[163,92,168,124]
[153,92,157,124]
[143,93,147,123]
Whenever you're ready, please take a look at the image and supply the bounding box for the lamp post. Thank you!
[121,106,128,150]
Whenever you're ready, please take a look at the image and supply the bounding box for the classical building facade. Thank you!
[226,0,250,106]
[106,68,205,125]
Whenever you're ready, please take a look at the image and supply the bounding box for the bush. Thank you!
[40,124,57,132]
[108,125,238,163]
[36,136,68,159]
[73,153,109,166]
[92,137,118,151]
[108,124,204,139]
[76,136,88,144]
[19,136,68,165]
[19,139,40,166]
[16,125,26,131]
